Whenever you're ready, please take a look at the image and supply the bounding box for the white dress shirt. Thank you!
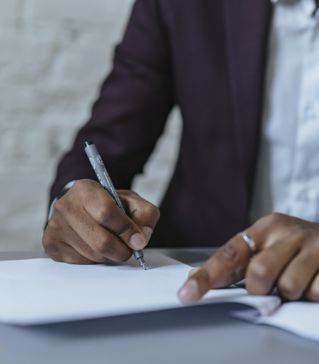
[250,0,319,223]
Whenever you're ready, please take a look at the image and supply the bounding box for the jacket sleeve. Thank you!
[49,0,174,205]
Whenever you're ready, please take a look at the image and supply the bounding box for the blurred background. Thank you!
[0,0,181,251]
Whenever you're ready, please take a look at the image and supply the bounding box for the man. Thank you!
[43,0,319,303]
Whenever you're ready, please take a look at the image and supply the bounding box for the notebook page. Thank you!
[256,302,319,342]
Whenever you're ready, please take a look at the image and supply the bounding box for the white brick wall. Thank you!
[0,0,181,251]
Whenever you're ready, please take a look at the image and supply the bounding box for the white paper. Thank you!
[0,253,188,324]
[257,302,319,342]
[2,251,317,343]
[0,252,260,325]
[231,297,319,342]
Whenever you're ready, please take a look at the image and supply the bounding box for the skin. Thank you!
[43,184,319,302]
[43,179,160,264]
[178,213,319,303]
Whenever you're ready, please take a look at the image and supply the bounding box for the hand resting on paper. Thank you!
[178,213,319,303]
[42,179,160,264]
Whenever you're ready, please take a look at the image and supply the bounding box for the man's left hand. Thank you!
[178,213,319,303]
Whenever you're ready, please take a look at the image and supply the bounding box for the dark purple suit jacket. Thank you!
[50,0,273,248]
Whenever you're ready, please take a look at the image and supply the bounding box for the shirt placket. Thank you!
[289,9,319,221]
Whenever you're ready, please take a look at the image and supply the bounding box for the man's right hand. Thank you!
[42,179,160,264]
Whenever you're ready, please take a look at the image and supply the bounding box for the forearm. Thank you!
[49,0,174,207]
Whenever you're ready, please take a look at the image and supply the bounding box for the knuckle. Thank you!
[74,179,90,192]
[73,179,98,199]
[289,228,306,244]
[95,233,117,256]
[95,203,113,224]
[216,243,238,262]
[245,262,274,295]
[263,212,285,226]
[247,259,270,281]
[135,202,160,227]
[53,198,72,216]
[277,276,300,300]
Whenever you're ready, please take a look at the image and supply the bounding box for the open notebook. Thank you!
[0,252,317,342]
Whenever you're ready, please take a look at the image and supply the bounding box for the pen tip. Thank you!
[138,258,149,270]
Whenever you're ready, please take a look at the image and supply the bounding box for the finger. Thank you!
[277,246,319,300]
[60,223,108,263]
[82,188,149,250]
[245,239,300,296]
[306,272,319,302]
[118,190,160,242]
[45,240,94,265]
[188,267,200,278]
[57,204,132,262]
[46,211,107,263]
[63,228,107,263]
[178,234,251,303]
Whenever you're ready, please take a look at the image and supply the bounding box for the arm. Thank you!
[44,0,173,264]
[49,0,174,204]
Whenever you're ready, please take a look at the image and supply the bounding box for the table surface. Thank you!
[0,249,318,364]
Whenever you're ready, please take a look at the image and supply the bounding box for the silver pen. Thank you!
[84,141,146,269]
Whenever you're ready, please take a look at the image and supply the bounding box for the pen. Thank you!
[84,141,147,270]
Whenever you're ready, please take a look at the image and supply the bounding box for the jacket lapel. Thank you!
[223,0,273,214]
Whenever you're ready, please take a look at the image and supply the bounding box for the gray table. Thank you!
[0,249,318,364]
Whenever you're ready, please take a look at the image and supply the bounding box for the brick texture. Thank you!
[0,0,181,251]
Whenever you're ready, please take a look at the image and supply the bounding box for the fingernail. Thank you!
[129,233,146,250]
[142,226,153,242]
[178,279,199,304]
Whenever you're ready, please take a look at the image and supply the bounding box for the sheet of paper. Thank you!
[232,298,319,342]
[257,302,319,342]
[0,252,277,326]
[1,252,318,342]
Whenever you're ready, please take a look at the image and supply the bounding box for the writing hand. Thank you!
[43,179,160,264]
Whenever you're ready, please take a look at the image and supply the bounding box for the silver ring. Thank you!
[239,231,257,255]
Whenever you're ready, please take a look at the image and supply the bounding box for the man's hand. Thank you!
[178,213,319,303]
[43,179,160,264]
